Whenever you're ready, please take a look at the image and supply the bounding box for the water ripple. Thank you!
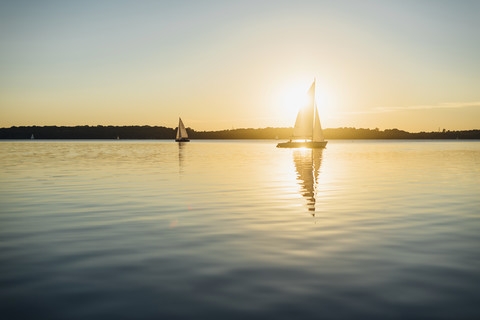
[1,140,479,319]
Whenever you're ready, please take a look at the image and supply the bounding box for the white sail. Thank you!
[312,103,324,142]
[176,117,188,139]
[277,79,328,148]
[293,81,315,138]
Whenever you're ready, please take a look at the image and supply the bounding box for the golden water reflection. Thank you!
[293,149,323,214]
[178,141,185,174]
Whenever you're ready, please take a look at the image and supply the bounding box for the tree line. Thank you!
[1,125,479,139]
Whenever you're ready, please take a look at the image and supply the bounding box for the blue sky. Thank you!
[1,0,479,130]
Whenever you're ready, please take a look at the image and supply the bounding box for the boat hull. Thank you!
[277,141,327,148]
[175,138,190,142]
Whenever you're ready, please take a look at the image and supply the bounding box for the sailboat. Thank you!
[175,117,190,142]
[277,80,327,148]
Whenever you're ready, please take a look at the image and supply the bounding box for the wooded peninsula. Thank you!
[1,126,479,140]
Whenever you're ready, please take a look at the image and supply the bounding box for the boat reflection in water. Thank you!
[293,149,323,215]
[178,141,186,175]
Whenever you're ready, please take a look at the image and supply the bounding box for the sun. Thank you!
[274,79,334,127]
[275,82,310,122]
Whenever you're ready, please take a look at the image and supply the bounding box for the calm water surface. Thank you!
[1,140,479,319]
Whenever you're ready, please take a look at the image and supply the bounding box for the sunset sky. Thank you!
[1,0,479,131]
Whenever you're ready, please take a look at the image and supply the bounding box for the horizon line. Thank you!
[1,125,479,133]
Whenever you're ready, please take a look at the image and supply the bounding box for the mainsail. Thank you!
[176,117,188,140]
[293,81,315,138]
[292,80,324,141]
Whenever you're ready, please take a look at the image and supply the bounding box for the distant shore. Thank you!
[1,126,479,140]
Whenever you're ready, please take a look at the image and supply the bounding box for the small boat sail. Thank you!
[30,134,34,139]
[277,80,327,148]
[175,117,190,142]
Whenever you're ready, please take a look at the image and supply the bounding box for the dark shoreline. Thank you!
[1,126,479,140]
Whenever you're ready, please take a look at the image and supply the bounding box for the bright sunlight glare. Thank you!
[274,79,335,127]
[275,82,310,123]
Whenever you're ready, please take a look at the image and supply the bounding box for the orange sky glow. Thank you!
[1,1,479,132]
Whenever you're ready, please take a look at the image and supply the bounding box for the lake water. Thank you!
[1,140,479,319]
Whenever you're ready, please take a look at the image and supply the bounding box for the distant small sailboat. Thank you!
[175,117,190,142]
[277,80,327,148]
[30,134,34,139]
